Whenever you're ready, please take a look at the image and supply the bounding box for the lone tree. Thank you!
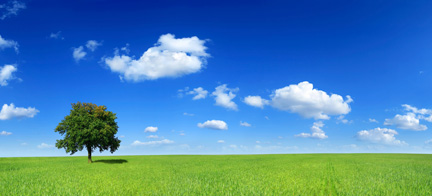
[55,102,121,163]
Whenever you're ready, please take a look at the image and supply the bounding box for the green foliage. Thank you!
[1,154,432,195]
[55,102,121,159]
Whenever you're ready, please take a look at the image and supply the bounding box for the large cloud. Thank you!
[271,82,352,119]
[356,127,407,146]
[0,103,39,120]
[244,81,352,120]
[0,35,18,52]
[384,113,427,131]
[197,120,228,130]
[211,84,239,110]
[0,64,17,86]
[295,121,328,139]
[104,33,209,82]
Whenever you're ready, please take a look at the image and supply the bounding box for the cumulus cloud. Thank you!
[187,87,208,100]
[0,131,12,136]
[49,31,64,40]
[211,84,239,110]
[131,139,174,146]
[0,103,39,120]
[0,64,17,86]
[104,33,209,82]
[197,120,228,130]
[295,121,328,139]
[356,127,407,146]
[217,140,225,143]
[243,95,269,108]
[0,1,26,20]
[73,46,86,62]
[270,82,352,119]
[384,113,427,131]
[244,81,352,120]
[37,143,54,149]
[401,104,432,123]
[86,40,102,51]
[144,126,158,133]
[0,35,18,52]
[240,121,251,127]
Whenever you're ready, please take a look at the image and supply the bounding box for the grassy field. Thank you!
[1,154,432,195]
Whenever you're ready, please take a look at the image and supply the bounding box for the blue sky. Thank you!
[1,0,432,157]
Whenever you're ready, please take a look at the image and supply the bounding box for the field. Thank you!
[1,154,432,195]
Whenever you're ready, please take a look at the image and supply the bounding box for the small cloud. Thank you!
[229,144,237,148]
[197,120,228,130]
[146,135,159,139]
[337,115,352,124]
[131,139,174,146]
[211,84,239,111]
[86,40,102,52]
[187,87,208,100]
[0,34,19,53]
[369,118,378,123]
[49,31,64,40]
[37,143,54,149]
[0,131,12,136]
[295,121,328,139]
[144,126,158,133]
[73,46,86,62]
[183,112,194,116]
[20,142,27,146]
[179,133,185,136]
[256,141,261,144]
[217,140,225,143]
[0,64,18,86]
[243,96,269,109]
[240,121,251,127]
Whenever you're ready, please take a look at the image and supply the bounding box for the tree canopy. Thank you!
[55,102,121,163]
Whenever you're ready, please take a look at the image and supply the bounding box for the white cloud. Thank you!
[402,104,432,115]
[197,120,228,130]
[337,115,352,124]
[217,140,225,143]
[146,135,159,139]
[384,113,427,131]
[104,33,209,82]
[131,139,174,146]
[144,126,158,133]
[270,81,352,120]
[243,96,269,108]
[356,127,407,146]
[369,118,378,123]
[0,103,39,120]
[0,1,26,20]
[211,84,239,110]
[187,87,208,100]
[229,144,237,148]
[295,121,328,139]
[0,131,12,136]
[73,46,86,62]
[0,64,17,86]
[183,112,194,116]
[37,143,54,149]
[240,121,251,127]
[179,133,185,136]
[49,31,64,40]
[86,40,102,52]
[0,34,18,52]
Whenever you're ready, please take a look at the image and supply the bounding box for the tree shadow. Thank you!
[93,159,128,164]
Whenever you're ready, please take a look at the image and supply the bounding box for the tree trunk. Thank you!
[87,147,92,163]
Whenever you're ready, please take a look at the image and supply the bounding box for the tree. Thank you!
[55,102,121,163]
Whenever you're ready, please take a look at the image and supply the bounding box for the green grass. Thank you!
[1,154,432,195]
